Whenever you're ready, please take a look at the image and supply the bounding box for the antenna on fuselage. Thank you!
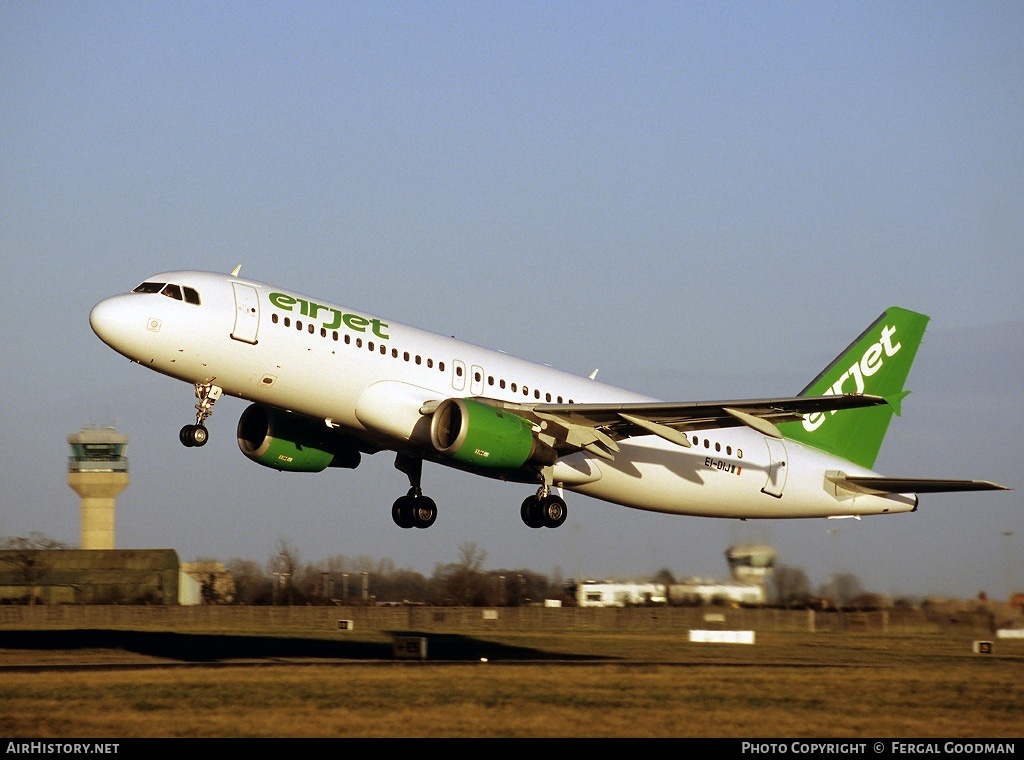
[230,265,241,277]
[589,369,599,380]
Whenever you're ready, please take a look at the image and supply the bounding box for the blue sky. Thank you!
[2,2,1021,601]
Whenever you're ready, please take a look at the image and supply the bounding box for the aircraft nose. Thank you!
[90,295,141,350]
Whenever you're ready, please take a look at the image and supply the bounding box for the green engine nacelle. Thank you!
[429,397,554,470]
[237,404,361,473]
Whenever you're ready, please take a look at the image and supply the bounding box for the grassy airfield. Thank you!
[0,626,1022,738]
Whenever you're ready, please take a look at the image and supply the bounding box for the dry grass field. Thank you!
[1,624,1022,738]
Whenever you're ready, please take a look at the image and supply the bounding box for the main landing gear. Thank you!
[389,456,568,530]
[179,381,222,448]
[392,454,437,529]
[520,484,568,529]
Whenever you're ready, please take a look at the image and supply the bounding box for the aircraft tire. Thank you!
[179,424,208,447]
[411,496,437,529]
[521,496,544,529]
[541,494,568,528]
[392,496,415,529]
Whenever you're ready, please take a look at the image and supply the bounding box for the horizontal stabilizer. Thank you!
[827,473,1010,496]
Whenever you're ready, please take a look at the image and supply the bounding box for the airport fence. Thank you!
[0,603,1007,635]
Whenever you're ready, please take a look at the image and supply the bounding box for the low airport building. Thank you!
[0,549,188,605]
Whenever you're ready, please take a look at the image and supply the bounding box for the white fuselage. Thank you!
[90,270,917,519]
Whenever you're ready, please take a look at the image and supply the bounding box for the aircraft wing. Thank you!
[478,394,887,460]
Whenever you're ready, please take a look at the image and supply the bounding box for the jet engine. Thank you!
[429,397,555,470]
[237,403,362,472]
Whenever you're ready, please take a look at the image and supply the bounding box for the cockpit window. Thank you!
[132,282,165,294]
[131,281,201,305]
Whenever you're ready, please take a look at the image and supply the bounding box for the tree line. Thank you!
[220,538,564,607]
[2,532,893,608]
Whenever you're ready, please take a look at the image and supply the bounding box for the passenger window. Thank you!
[161,284,183,301]
[439,362,445,372]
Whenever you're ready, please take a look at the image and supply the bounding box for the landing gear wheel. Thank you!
[521,494,568,528]
[521,496,544,529]
[392,495,415,529]
[540,494,567,528]
[179,424,209,447]
[392,494,438,529]
[411,496,437,529]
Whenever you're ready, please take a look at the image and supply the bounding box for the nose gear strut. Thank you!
[180,381,222,447]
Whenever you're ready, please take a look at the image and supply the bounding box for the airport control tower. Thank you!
[67,427,129,550]
[726,544,777,585]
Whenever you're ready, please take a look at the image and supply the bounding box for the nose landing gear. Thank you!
[180,381,222,447]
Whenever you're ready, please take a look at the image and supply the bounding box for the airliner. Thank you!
[89,268,1008,529]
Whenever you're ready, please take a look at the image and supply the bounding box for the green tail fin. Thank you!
[778,307,931,468]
